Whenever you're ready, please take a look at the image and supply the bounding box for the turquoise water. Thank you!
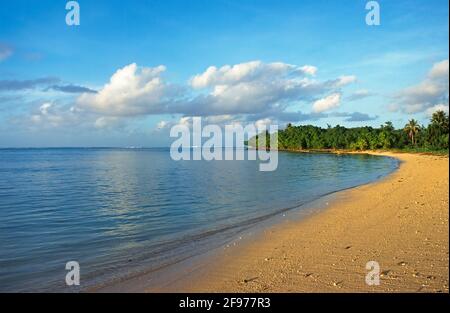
[0,148,398,292]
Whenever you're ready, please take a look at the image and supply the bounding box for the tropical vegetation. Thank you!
[248,110,449,153]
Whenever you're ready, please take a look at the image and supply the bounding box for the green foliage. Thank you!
[404,119,420,145]
[250,111,449,153]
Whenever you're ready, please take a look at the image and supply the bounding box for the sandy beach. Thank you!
[167,152,449,293]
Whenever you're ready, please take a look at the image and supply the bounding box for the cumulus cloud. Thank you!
[312,93,341,113]
[426,103,449,116]
[0,43,13,61]
[393,59,449,113]
[32,61,356,126]
[11,61,364,131]
[76,63,180,116]
[15,101,126,132]
[27,102,78,128]
[181,61,354,117]
[190,61,316,89]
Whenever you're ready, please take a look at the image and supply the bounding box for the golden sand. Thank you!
[175,152,449,293]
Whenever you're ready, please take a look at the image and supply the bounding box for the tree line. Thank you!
[250,110,449,152]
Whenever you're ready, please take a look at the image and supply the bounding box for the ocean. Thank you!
[0,148,398,292]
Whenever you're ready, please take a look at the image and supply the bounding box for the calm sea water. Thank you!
[0,148,398,292]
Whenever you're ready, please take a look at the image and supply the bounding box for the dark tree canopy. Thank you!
[248,111,449,152]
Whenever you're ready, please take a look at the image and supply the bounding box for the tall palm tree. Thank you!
[404,119,420,145]
[431,110,449,130]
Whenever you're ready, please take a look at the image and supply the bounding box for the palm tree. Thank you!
[431,110,449,130]
[404,119,420,145]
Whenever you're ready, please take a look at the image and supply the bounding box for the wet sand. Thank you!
[172,152,449,293]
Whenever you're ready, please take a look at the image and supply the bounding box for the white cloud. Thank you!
[426,103,449,116]
[71,61,357,120]
[12,99,120,132]
[39,102,52,115]
[393,59,449,113]
[333,75,357,88]
[299,65,318,76]
[156,115,242,131]
[76,63,174,116]
[191,61,262,88]
[183,61,353,116]
[155,116,272,139]
[255,118,273,130]
[429,59,449,79]
[160,116,193,130]
[312,93,341,113]
[14,61,363,132]
[190,61,315,89]
[27,102,77,129]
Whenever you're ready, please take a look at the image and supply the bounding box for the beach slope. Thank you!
[179,152,449,293]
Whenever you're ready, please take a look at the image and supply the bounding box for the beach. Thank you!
[163,152,449,293]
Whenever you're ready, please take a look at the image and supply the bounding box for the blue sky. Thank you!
[0,0,448,147]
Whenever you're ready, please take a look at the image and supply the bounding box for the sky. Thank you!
[0,0,448,147]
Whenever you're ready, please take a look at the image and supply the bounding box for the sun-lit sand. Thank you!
[173,152,449,293]
[94,152,448,293]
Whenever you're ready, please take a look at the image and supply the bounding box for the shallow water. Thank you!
[0,148,398,292]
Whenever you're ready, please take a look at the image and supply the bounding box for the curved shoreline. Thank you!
[93,152,398,292]
[169,151,449,292]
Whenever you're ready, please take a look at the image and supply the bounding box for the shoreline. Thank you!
[163,151,449,292]
[92,188,339,293]
[95,151,448,293]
